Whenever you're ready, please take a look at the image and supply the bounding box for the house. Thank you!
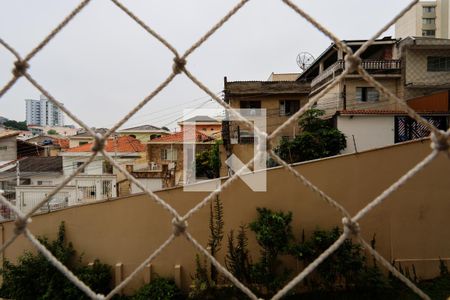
[335,90,450,153]
[26,135,70,156]
[178,115,222,136]
[0,131,20,161]
[62,135,145,177]
[222,76,310,166]
[68,128,109,148]
[117,164,172,196]
[297,37,403,117]
[296,36,450,118]
[117,124,171,143]
[27,125,79,137]
[147,128,218,186]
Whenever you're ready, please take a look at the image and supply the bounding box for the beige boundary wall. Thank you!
[1,139,450,294]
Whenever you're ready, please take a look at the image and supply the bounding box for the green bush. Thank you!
[275,109,346,163]
[0,222,112,299]
[132,278,183,300]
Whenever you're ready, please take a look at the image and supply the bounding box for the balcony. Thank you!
[311,59,401,88]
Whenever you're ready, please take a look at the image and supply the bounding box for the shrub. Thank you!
[0,222,112,299]
[132,278,183,300]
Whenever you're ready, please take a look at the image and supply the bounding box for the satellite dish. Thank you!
[296,52,315,72]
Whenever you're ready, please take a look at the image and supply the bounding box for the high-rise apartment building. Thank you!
[25,95,64,126]
[395,0,450,39]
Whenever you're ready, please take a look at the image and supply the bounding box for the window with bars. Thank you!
[422,18,435,24]
[356,87,379,102]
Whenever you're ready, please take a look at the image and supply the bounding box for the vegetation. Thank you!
[195,141,222,178]
[47,129,58,135]
[0,222,112,300]
[189,196,224,299]
[132,277,183,300]
[275,109,346,163]
[3,119,28,131]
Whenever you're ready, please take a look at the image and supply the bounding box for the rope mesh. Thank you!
[1,0,448,299]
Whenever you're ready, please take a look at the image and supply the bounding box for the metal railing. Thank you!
[312,59,401,87]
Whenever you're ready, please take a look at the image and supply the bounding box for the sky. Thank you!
[0,0,412,131]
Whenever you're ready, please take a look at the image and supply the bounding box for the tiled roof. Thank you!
[181,115,220,123]
[119,124,167,132]
[3,157,63,173]
[337,109,450,116]
[66,135,145,153]
[149,129,215,143]
[54,138,70,149]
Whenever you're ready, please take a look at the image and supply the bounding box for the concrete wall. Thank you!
[63,157,104,176]
[0,136,17,161]
[131,178,163,194]
[1,140,450,295]
[395,2,421,38]
[405,48,450,87]
[337,115,395,154]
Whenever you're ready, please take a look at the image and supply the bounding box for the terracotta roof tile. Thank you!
[149,129,214,143]
[66,135,145,153]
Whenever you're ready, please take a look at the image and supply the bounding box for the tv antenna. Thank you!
[296,52,315,72]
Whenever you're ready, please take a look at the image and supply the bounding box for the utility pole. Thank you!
[16,160,20,186]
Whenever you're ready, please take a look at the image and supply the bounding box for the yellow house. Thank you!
[117,124,171,143]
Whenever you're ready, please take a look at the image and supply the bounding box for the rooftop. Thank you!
[119,124,170,132]
[180,115,221,124]
[224,79,310,97]
[1,156,63,173]
[148,129,215,144]
[66,135,145,153]
[0,130,20,140]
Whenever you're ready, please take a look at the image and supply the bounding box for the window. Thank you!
[240,101,261,116]
[202,128,207,131]
[279,100,300,116]
[422,30,436,37]
[161,148,177,161]
[79,141,88,146]
[356,87,379,102]
[427,56,450,72]
[422,18,435,24]
[0,146,7,151]
[74,162,85,173]
[423,6,435,13]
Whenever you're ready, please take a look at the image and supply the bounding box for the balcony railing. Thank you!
[311,59,401,87]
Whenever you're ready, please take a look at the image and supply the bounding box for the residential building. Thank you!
[222,77,310,166]
[147,128,219,186]
[297,37,403,117]
[296,36,450,118]
[25,95,64,126]
[398,36,450,99]
[62,135,145,178]
[267,72,301,81]
[117,124,171,143]
[0,131,19,161]
[395,0,450,39]
[68,128,108,148]
[335,90,450,154]
[27,125,79,137]
[178,115,222,136]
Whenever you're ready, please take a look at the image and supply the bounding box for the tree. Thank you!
[3,119,28,131]
[47,129,57,135]
[195,141,222,178]
[275,109,346,163]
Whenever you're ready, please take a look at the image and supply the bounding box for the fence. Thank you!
[0,0,449,299]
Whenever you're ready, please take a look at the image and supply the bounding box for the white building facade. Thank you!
[395,0,450,39]
[25,95,64,126]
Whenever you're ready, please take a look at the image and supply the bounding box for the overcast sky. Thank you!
[0,0,412,131]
